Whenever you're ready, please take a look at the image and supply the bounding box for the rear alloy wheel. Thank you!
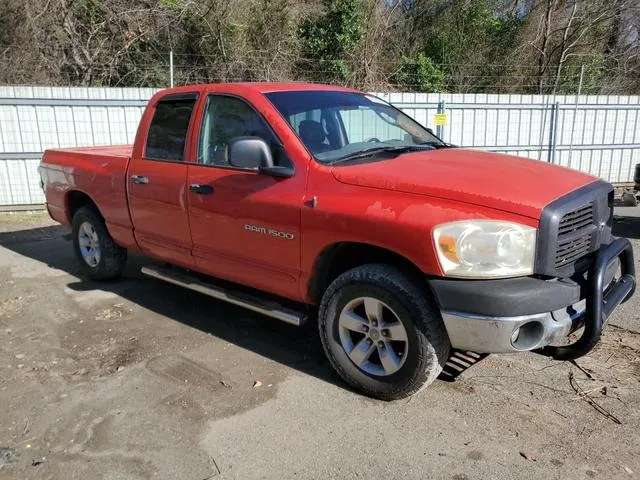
[72,206,127,280]
[78,221,102,267]
[319,264,450,400]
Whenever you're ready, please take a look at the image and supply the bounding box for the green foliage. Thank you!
[558,57,607,95]
[393,53,446,92]
[299,0,365,59]
[329,59,351,81]
[423,0,522,89]
[159,0,183,9]
[78,0,107,25]
[424,0,521,62]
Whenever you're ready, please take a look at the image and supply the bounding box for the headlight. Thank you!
[433,220,537,278]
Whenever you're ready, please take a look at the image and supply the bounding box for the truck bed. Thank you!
[39,145,134,245]
[46,145,134,158]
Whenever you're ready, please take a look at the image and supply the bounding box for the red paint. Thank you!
[331,149,595,219]
[127,159,192,265]
[38,146,137,248]
[39,82,599,304]
[187,164,304,299]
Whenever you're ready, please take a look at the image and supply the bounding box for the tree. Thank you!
[516,0,637,93]
[421,0,523,92]
[298,0,366,83]
[0,0,638,93]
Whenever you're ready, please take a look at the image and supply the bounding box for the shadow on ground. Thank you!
[0,225,347,388]
[0,225,485,393]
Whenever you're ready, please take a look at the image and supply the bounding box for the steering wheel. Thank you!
[365,137,381,143]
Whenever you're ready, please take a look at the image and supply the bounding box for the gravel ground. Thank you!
[0,210,639,480]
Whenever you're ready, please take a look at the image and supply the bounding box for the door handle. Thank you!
[189,184,214,195]
[131,175,149,184]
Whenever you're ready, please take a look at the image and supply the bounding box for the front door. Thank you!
[187,94,305,300]
[128,93,198,267]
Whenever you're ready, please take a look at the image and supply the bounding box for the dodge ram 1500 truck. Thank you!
[39,83,636,400]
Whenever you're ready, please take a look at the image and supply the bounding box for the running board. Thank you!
[141,266,303,326]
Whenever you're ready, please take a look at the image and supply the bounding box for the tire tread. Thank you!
[72,206,127,280]
[318,264,450,400]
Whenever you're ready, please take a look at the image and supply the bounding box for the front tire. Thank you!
[72,206,127,280]
[318,264,450,400]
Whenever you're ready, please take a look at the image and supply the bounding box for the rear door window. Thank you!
[145,96,197,161]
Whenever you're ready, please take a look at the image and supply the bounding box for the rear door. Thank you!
[127,93,198,266]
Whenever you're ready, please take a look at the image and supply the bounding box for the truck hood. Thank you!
[331,148,597,219]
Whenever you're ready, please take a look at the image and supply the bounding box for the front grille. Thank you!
[558,204,593,235]
[555,233,592,268]
[536,181,613,277]
[554,203,594,268]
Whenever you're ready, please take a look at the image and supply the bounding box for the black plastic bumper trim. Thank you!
[428,276,582,318]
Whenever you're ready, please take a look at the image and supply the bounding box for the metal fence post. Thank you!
[169,50,174,88]
[436,100,445,139]
[547,102,559,163]
[567,65,585,169]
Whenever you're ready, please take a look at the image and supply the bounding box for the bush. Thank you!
[393,54,446,92]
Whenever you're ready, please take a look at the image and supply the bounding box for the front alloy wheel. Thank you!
[319,264,450,400]
[338,297,409,376]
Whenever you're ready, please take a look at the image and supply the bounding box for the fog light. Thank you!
[510,321,544,350]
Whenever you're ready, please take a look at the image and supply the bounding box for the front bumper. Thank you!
[429,238,636,359]
[440,305,584,353]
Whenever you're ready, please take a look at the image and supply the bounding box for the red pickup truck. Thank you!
[39,83,636,399]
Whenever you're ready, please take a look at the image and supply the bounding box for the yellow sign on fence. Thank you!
[434,113,447,126]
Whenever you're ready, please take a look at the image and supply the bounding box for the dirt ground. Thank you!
[0,210,639,480]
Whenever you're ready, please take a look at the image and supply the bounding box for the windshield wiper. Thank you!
[331,145,432,165]
[417,141,456,149]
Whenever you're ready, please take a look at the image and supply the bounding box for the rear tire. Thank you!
[318,264,450,400]
[72,206,127,280]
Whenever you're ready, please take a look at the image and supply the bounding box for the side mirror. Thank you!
[228,136,274,169]
[426,128,435,135]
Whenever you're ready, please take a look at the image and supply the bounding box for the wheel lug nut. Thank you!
[381,330,387,337]
[362,325,369,332]
[378,341,384,347]
[367,339,373,346]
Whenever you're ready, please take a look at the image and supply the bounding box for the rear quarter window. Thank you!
[145,97,197,161]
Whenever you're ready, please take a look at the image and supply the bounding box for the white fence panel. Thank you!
[0,86,156,205]
[1,87,639,206]
[383,92,640,181]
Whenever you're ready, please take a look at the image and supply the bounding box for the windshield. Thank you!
[265,91,446,163]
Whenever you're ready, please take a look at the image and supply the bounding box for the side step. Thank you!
[141,266,304,326]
